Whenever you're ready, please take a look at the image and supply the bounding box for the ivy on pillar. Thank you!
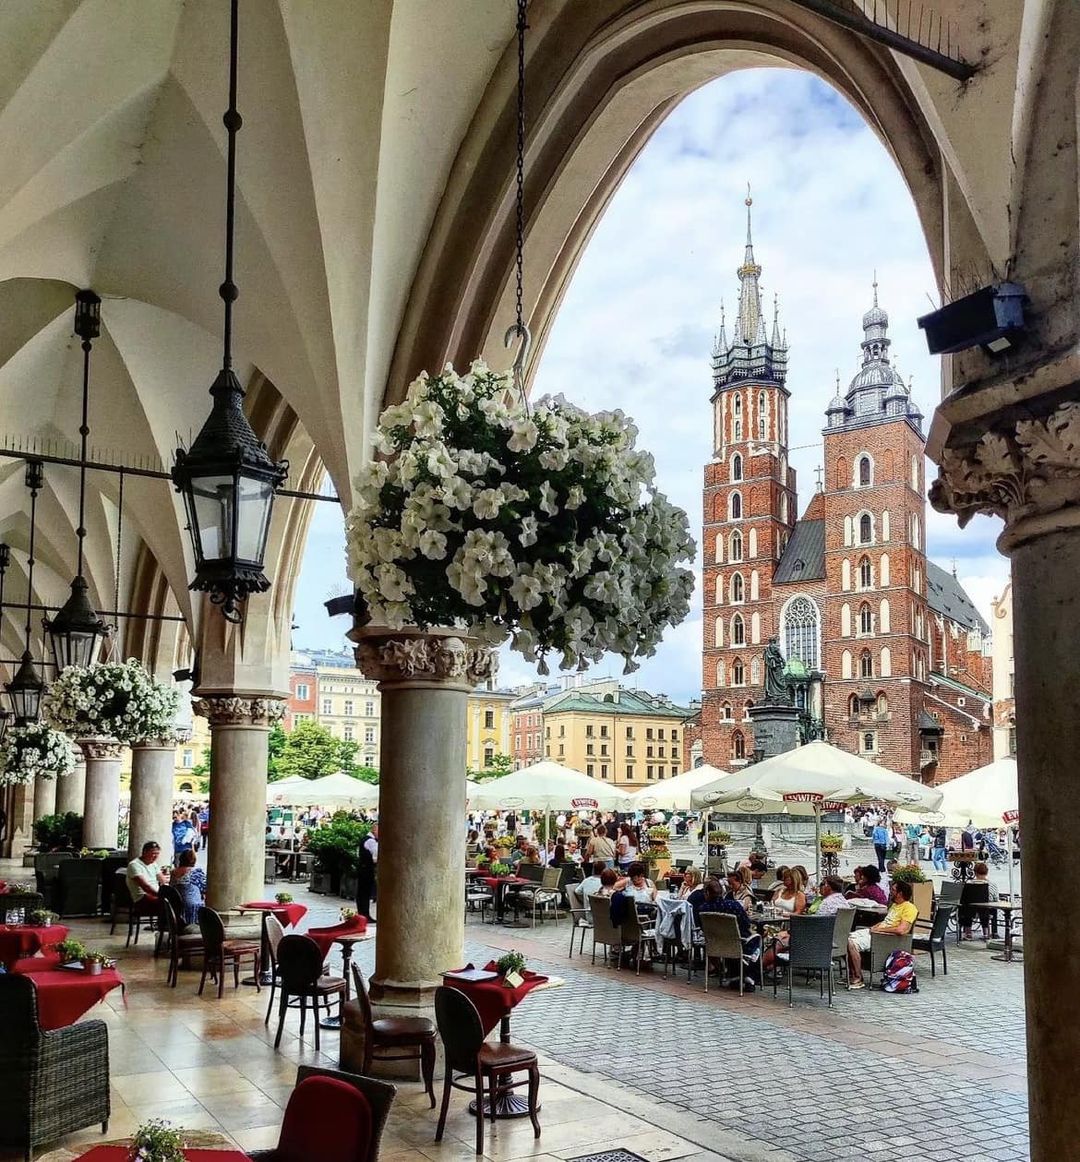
[352,627,495,1008]
[192,694,285,911]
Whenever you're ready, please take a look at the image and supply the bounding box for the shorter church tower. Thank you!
[700,195,794,767]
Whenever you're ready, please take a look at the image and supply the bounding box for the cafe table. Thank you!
[0,922,69,968]
[441,963,559,1119]
[305,917,372,1029]
[480,875,533,927]
[970,900,1023,962]
[238,900,309,985]
[14,963,125,1030]
[76,1149,248,1161]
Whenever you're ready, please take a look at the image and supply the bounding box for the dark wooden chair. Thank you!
[348,964,435,1107]
[434,985,540,1156]
[273,934,344,1051]
[159,896,204,988]
[108,870,150,947]
[913,904,954,976]
[56,858,101,918]
[197,906,260,999]
[0,975,110,1161]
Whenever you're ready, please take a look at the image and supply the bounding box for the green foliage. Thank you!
[468,753,513,781]
[266,722,286,780]
[488,862,512,877]
[647,825,671,840]
[273,720,378,783]
[55,938,87,962]
[707,830,732,844]
[274,892,293,904]
[889,862,928,884]
[496,950,526,976]
[28,909,58,925]
[33,812,82,850]
[820,833,844,851]
[130,1118,186,1162]
[644,847,671,862]
[304,812,372,875]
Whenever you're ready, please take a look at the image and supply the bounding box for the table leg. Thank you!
[242,912,275,987]
[319,942,353,1030]
[992,911,1021,963]
[468,1014,538,1120]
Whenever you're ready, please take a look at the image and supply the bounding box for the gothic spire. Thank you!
[716,301,727,352]
[771,293,782,348]
[735,185,765,345]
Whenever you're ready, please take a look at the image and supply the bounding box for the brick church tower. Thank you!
[820,285,931,775]
[700,196,794,763]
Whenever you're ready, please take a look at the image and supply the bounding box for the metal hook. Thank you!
[504,321,532,415]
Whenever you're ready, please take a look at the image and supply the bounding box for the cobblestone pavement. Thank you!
[301,847,1029,1162]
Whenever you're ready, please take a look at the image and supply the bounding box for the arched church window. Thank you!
[732,613,745,645]
[731,453,743,482]
[731,573,744,603]
[858,455,872,487]
[859,602,873,635]
[859,555,873,589]
[722,702,732,721]
[781,595,819,671]
[732,659,745,686]
[859,513,873,544]
[732,731,746,760]
[730,530,743,562]
[730,491,742,520]
[848,694,860,718]
[860,649,874,679]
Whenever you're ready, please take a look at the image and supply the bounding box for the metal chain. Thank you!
[113,469,124,645]
[504,0,532,417]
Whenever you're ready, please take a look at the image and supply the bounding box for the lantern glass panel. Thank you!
[236,476,274,563]
[186,474,234,563]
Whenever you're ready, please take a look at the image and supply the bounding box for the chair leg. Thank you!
[198,956,208,996]
[930,947,936,977]
[435,1063,452,1142]
[488,1069,498,1138]
[942,942,948,975]
[274,991,288,1048]
[528,1063,541,1138]
[252,952,261,993]
[265,975,277,1024]
[313,996,321,1051]
[474,1069,485,1155]
[421,1036,436,1108]
[827,965,833,1007]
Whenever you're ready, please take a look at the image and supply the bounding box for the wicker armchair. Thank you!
[0,892,43,923]
[0,975,110,1161]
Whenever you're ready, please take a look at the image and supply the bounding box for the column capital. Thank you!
[77,737,123,760]
[130,736,180,751]
[192,694,286,727]
[930,399,1080,553]
[350,626,496,690]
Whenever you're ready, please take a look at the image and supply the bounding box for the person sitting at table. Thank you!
[171,848,207,927]
[792,865,815,903]
[846,865,888,907]
[678,868,702,900]
[808,875,853,916]
[726,867,755,912]
[768,866,792,901]
[550,843,568,869]
[962,860,1001,940]
[518,845,542,867]
[618,862,657,907]
[759,868,808,974]
[126,840,169,917]
[595,867,619,898]
[578,860,607,902]
[846,878,918,989]
[585,824,616,868]
[696,878,759,990]
[466,829,481,861]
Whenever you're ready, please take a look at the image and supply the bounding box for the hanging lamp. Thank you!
[6,461,47,725]
[44,289,111,672]
[171,0,287,623]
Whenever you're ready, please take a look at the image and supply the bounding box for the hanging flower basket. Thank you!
[0,722,77,785]
[346,363,695,674]
[820,834,844,853]
[43,659,179,745]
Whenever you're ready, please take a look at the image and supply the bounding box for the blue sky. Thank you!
[292,69,1009,703]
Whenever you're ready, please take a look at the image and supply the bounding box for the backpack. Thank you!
[881,949,918,993]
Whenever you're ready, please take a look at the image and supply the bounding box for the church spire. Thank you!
[735,185,765,345]
[716,301,727,352]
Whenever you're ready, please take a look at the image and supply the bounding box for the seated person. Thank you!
[809,875,854,916]
[696,878,759,990]
[846,879,918,989]
[678,867,703,900]
[170,848,207,927]
[845,864,888,907]
[126,840,169,915]
[578,860,607,902]
[769,865,791,898]
[747,857,768,881]
[618,861,658,907]
[518,844,542,867]
[595,867,619,898]
[725,867,755,912]
[962,860,1001,939]
[761,868,808,973]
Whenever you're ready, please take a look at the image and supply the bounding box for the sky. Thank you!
[292,68,1010,704]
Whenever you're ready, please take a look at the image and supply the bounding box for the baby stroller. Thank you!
[978,830,1008,865]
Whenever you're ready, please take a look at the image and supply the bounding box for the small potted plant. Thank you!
[489,861,512,877]
[820,833,844,853]
[129,1118,187,1162]
[644,846,672,878]
[274,891,293,904]
[81,949,108,976]
[28,908,58,927]
[496,950,526,980]
[889,862,928,884]
[56,938,87,964]
[340,906,357,923]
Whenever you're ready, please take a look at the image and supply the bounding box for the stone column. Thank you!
[930,398,1080,1161]
[56,758,86,816]
[192,695,284,911]
[352,626,495,1006]
[128,740,177,858]
[79,739,124,850]
[32,772,57,823]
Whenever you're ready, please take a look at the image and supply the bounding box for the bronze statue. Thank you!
[763,637,792,705]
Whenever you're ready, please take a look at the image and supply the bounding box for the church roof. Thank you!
[774,519,825,583]
[926,560,990,635]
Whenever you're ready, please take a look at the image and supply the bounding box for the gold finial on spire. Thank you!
[745,182,753,243]
[872,270,878,306]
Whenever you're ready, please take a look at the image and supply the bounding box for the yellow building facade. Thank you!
[466,683,515,771]
[543,688,693,790]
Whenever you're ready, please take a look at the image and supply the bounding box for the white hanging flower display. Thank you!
[43,659,181,744]
[0,722,77,785]
[346,362,695,673]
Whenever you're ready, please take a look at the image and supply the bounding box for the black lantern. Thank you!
[171,0,287,623]
[44,289,110,671]
[7,650,45,727]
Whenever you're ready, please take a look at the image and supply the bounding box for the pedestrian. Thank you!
[871,818,890,872]
[356,824,378,922]
[931,826,948,872]
[905,821,922,864]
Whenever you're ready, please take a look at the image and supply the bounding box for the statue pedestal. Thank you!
[747,703,802,759]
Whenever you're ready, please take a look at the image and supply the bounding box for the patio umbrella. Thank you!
[630,764,730,812]
[690,740,943,880]
[267,771,379,809]
[265,775,312,805]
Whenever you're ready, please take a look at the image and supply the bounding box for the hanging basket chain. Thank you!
[505,0,531,416]
[112,469,124,653]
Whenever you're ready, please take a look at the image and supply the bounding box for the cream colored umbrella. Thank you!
[630,764,729,812]
[268,771,379,809]
[466,761,633,812]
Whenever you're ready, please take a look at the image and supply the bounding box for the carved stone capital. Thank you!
[192,695,287,727]
[930,400,1080,552]
[350,626,497,690]
[130,736,179,751]
[77,738,124,760]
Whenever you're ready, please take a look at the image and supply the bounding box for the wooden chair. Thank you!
[434,985,540,1156]
[160,896,204,988]
[912,904,954,976]
[108,870,146,947]
[348,965,435,1107]
[273,934,345,1051]
[246,1072,374,1162]
[263,913,287,1023]
[197,906,261,999]
[699,912,746,994]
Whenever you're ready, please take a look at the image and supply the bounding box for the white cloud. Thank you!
[292,68,1009,698]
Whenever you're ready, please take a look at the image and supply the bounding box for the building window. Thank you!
[600,725,609,737]
[732,731,745,760]
[859,603,873,635]
[587,763,594,777]
[732,613,745,645]
[730,530,743,562]
[658,746,665,758]
[758,415,766,440]
[646,746,653,758]
[863,732,875,753]
[600,744,608,756]
[484,710,495,729]
[296,683,309,701]
[733,659,745,686]
[858,455,872,487]
[877,693,888,717]
[859,556,872,589]
[343,725,354,741]
[859,513,872,544]
[848,693,860,718]
[365,726,376,744]
[781,595,819,671]
[860,649,874,679]
[587,743,594,756]
[600,764,608,778]
[321,699,332,715]
[626,745,634,757]
[730,491,742,520]
[722,702,732,720]
[646,765,653,779]
[625,726,633,738]
[672,729,678,741]
[182,749,193,769]
[731,452,743,482]
[365,700,374,716]
[558,743,565,756]
[1008,727,1017,755]
[483,746,494,767]
[344,699,354,716]
[731,573,744,603]
[646,728,654,740]
[561,724,567,737]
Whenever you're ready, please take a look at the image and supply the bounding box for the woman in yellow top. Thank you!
[845,879,918,989]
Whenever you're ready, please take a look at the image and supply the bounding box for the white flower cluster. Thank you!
[0,722,77,785]
[345,362,695,673]
[43,659,181,744]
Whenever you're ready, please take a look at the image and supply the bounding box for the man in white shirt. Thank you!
[126,840,169,915]
[356,825,378,922]
[812,875,854,916]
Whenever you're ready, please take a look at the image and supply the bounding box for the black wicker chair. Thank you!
[0,893,43,923]
[913,904,955,976]
[775,914,837,1007]
[56,858,102,918]
[33,854,73,911]
[0,974,110,1161]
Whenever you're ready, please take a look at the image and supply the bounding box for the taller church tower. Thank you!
[700,196,795,765]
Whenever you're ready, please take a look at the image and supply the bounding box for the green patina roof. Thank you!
[544,688,693,719]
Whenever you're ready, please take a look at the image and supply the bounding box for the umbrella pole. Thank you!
[1007,824,1016,901]
[815,802,821,886]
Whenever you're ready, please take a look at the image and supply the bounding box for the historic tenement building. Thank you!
[700,204,991,783]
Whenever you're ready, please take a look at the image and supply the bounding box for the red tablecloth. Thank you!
[306,915,369,959]
[480,875,531,890]
[0,923,69,967]
[77,1149,248,1161]
[14,966,124,1030]
[442,962,548,1036]
[241,900,308,928]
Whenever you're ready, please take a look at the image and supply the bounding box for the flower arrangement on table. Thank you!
[129,1118,187,1162]
[495,950,526,977]
[888,862,928,884]
[81,949,113,974]
[55,938,87,963]
[28,909,58,926]
[819,833,844,853]
[346,362,695,675]
[0,721,76,786]
[274,892,294,904]
[43,658,180,743]
[488,861,512,877]
[78,847,110,859]
[340,907,357,922]
[493,835,515,850]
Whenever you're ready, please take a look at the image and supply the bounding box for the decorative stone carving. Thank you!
[192,695,286,727]
[130,735,179,750]
[930,401,1080,546]
[352,627,496,688]
[76,738,123,760]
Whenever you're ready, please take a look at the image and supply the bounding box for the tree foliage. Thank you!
[274,720,380,783]
[468,753,513,781]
